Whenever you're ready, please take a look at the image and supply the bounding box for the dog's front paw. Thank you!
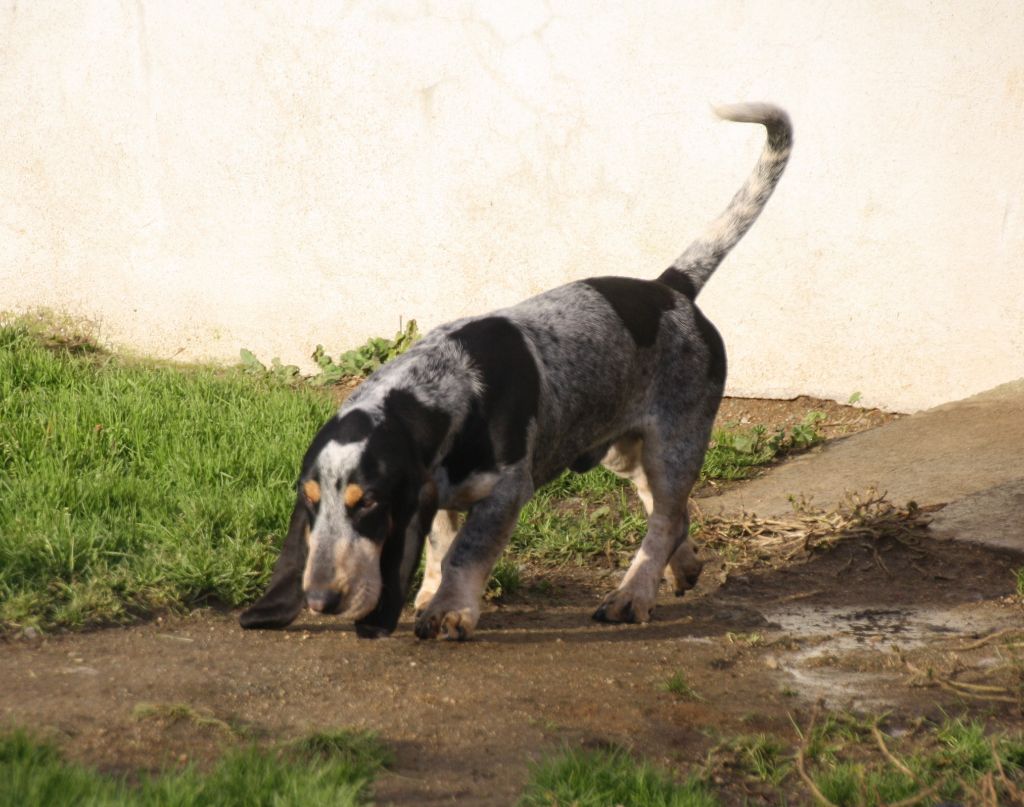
[414,605,478,641]
[593,587,655,624]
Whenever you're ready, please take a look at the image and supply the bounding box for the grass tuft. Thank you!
[287,729,394,773]
[702,412,825,481]
[0,727,387,807]
[132,702,238,736]
[519,746,718,807]
[723,733,790,784]
[486,558,523,600]
[663,671,704,702]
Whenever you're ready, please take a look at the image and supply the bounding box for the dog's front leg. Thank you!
[413,474,531,640]
[413,509,461,614]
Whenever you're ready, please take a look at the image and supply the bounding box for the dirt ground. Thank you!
[714,395,898,440]
[3,398,1022,806]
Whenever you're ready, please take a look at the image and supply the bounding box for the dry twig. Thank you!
[696,490,932,575]
[900,655,1019,704]
[871,724,915,780]
[793,705,839,807]
[947,628,1024,652]
[990,737,1024,803]
[886,783,943,807]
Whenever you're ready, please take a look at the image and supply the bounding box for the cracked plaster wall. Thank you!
[1,1,1022,412]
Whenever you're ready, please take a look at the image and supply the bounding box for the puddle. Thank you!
[766,604,977,652]
[762,603,1000,708]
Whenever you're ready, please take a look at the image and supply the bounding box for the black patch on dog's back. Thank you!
[693,306,726,385]
[381,389,451,466]
[302,408,373,473]
[449,317,539,467]
[582,277,676,347]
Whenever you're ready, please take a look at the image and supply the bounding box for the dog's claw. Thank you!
[414,607,476,641]
[414,610,441,639]
[593,601,639,624]
[593,589,653,624]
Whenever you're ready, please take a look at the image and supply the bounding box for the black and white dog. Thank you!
[240,103,792,639]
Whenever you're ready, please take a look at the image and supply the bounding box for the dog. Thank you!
[239,103,792,639]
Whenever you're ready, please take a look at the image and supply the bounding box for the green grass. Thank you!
[799,715,1024,806]
[0,322,335,630]
[519,746,718,807]
[0,727,389,807]
[511,468,647,565]
[721,733,790,785]
[702,412,825,481]
[663,671,704,702]
[486,557,523,599]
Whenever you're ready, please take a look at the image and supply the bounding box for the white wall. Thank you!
[2,1,1022,412]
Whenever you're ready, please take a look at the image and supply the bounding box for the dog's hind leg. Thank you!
[595,432,707,623]
[413,509,461,614]
[602,437,703,598]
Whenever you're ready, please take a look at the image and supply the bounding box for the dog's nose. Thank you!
[306,589,341,613]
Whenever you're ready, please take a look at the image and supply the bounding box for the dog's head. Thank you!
[240,391,448,637]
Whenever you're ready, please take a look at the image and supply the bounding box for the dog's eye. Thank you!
[359,491,379,512]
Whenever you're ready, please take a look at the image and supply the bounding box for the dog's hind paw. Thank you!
[667,540,704,596]
[414,606,478,641]
[666,559,704,596]
[592,588,655,624]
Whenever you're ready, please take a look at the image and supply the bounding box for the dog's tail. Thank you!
[658,103,792,298]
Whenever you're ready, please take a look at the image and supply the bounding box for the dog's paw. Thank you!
[666,559,704,596]
[667,540,704,596]
[414,605,478,641]
[592,587,655,624]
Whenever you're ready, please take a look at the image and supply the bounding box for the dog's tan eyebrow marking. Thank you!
[344,483,364,508]
[303,479,321,504]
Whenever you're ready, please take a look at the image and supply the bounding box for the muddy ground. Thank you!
[2,398,1022,806]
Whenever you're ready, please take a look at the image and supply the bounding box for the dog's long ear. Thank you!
[239,499,309,629]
